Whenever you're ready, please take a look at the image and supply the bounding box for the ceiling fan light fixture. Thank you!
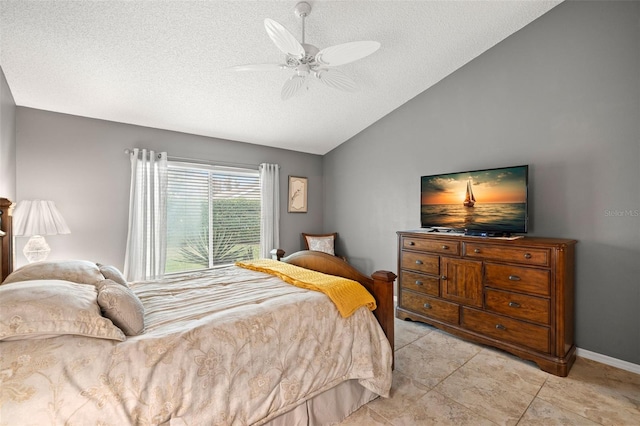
[295,64,310,77]
[231,1,380,100]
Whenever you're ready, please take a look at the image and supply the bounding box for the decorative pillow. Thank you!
[0,280,126,342]
[2,260,104,286]
[97,263,128,287]
[305,235,336,256]
[96,279,145,336]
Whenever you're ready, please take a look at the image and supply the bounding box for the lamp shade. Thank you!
[13,200,71,236]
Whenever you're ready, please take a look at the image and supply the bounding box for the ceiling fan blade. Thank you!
[264,18,305,58]
[314,69,359,92]
[315,41,381,67]
[227,63,285,72]
[281,75,306,100]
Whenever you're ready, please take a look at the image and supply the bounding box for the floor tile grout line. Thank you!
[532,375,609,426]
[515,375,548,425]
[421,348,506,424]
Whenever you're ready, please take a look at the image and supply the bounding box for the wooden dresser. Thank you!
[396,231,576,376]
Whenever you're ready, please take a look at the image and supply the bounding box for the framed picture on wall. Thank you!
[288,176,308,213]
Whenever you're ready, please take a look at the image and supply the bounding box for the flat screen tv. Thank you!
[420,165,529,236]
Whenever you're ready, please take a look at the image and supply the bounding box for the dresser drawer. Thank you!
[484,263,550,297]
[464,243,549,266]
[461,308,550,353]
[400,270,439,296]
[401,290,459,324]
[401,251,439,274]
[403,237,460,255]
[485,288,550,325]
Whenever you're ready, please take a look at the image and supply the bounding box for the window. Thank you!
[166,162,260,274]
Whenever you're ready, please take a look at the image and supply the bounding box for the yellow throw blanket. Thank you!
[235,259,376,318]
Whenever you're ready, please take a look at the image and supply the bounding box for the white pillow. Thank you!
[97,263,129,287]
[0,280,125,342]
[96,279,145,336]
[2,260,104,286]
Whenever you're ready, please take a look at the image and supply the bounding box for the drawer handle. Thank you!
[409,241,415,246]
[423,303,432,309]
[495,324,506,331]
[474,248,481,253]
[415,260,423,265]
[508,301,521,308]
[441,275,447,280]
[441,245,449,250]
[508,275,521,281]
[524,253,532,259]
[415,280,423,286]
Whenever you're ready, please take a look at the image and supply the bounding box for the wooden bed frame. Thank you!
[0,198,13,283]
[273,248,396,356]
[0,197,396,357]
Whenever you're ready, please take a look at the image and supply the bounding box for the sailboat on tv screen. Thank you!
[463,179,475,207]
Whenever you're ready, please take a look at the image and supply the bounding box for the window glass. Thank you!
[166,162,260,273]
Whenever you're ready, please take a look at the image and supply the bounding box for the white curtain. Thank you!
[124,148,168,281]
[259,163,280,258]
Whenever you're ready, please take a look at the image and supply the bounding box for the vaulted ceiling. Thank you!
[0,1,561,154]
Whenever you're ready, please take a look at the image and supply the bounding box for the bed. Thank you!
[0,197,396,425]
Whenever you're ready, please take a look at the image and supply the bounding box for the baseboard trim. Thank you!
[576,348,640,375]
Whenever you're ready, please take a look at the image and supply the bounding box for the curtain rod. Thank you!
[124,149,267,170]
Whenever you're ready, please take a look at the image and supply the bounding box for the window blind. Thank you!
[166,162,260,273]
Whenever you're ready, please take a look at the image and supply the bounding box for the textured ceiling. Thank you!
[0,1,561,155]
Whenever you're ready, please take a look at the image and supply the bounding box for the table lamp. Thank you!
[13,200,71,263]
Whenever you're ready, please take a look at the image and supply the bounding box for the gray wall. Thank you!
[324,1,640,365]
[0,66,16,200]
[15,108,323,269]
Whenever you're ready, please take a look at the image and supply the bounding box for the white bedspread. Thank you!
[0,266,392,425]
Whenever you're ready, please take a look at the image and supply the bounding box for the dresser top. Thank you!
[398,230,577,247]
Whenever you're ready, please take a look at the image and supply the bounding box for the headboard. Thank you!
[0,197,14,282]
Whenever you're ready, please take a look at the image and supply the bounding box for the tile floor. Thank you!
[339,318,640,425]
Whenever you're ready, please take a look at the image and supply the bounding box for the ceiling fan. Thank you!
[229,2,380,100]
